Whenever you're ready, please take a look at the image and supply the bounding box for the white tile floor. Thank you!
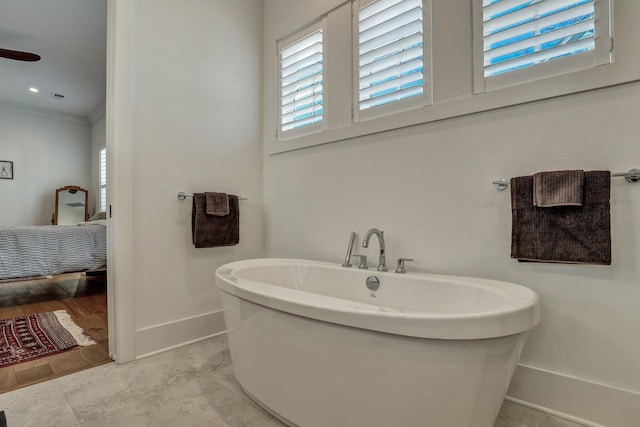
[0,335,585,427]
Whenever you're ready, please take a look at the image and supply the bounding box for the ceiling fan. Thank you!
[0,47,40,62]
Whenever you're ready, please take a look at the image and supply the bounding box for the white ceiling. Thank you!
[0,0,107,118]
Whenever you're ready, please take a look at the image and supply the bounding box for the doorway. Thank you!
[0,0,112,391]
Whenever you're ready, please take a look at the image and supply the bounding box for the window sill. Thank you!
[268,61,640,155]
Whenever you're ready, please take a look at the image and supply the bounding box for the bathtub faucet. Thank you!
[362,228,387,272]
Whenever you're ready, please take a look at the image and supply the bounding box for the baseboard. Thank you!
[134,310,227,359]
[507,364,640,427]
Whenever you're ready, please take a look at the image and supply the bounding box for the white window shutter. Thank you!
[99,147,107,213]
[279,28,324,136]
[357,0,427,114]
[475,0,611,91]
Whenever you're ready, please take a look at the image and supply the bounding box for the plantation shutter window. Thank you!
[99,147,107,213]
[356,0,430,118]
[474,0,612,91]
[279,24,325,138]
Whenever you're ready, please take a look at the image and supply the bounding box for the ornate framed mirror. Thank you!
[54,186,89,225]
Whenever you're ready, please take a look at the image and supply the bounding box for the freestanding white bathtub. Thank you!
[216,258,540,427]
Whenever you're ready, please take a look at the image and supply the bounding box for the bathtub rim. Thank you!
[215,258,540,340]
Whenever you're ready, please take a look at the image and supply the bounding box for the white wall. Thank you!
[263,1,640,426]
[0,104,92,226]
[111,0,265,358]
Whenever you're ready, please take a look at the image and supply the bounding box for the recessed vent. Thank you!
[50,93,65,100]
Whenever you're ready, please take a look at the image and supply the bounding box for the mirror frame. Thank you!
[54,185,89,225]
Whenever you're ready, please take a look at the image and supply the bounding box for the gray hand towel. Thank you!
[511,171,611,265]
[192,193,239,248]
[533,170,584,207]
[205,192,229,216]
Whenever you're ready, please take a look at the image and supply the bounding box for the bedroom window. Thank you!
[99,146,107,213]
[473,0,612,92]
[355,0,431,121]
[278,21,325,139]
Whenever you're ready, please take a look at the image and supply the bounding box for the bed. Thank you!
[0,222,106,281]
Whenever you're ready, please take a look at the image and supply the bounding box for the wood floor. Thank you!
[0,272,110,394]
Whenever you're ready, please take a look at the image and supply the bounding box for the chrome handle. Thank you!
[353,254,368,269]
[395,258,414,274]
[342,231,356,267]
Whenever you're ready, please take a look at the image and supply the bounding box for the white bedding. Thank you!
[0,224,107,280]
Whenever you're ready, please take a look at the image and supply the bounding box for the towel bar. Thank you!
[177,192,248,201]
[492,169,640,190]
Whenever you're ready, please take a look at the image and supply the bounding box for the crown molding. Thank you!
[88,102,107,125]
[0,100,89,126]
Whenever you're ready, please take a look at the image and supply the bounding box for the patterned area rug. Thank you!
[0,310,96,368]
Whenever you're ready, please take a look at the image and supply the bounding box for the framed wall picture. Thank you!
[0,160,14,179]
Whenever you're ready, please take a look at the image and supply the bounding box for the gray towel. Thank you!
[205,192,229,216]
[533,170,584,207]
[511,171,611,265]
[192,193,239,248]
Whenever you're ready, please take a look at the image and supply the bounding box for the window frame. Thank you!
[277,18,328,141]
[472,0,613,93]
[352,0,433,123]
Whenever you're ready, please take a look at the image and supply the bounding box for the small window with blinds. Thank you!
[356,0,430,119]
[278,23,325,138]
[99,147,107,213]
[474,0,612,92]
